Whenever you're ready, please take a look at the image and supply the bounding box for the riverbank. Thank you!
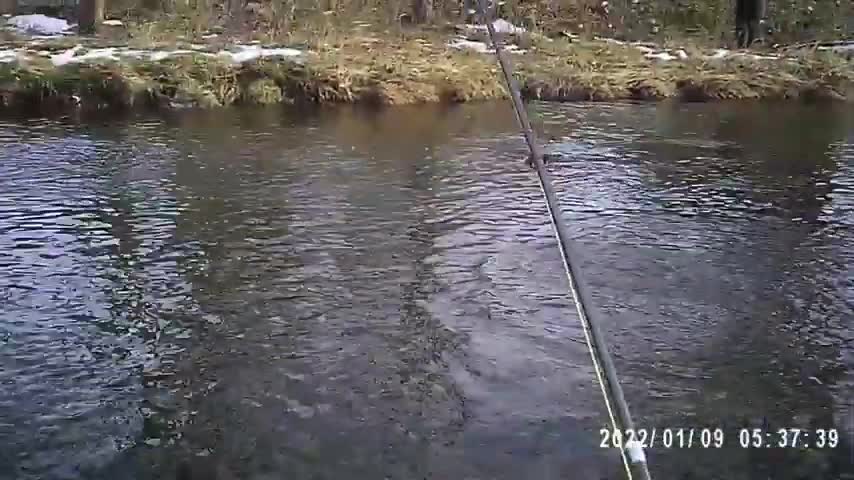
[1,18,853,111]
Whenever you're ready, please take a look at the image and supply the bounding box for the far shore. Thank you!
[1,16,852,112]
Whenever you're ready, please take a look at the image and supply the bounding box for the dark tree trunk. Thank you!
[227,0,245,17]
[461,0,475,22]
[412,0,434,23]
[735,0,765,47]
[0,0,16,15]
[78,0,104,34]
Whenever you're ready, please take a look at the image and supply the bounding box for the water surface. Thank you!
[1,102,852,480]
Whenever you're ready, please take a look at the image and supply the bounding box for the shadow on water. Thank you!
[0,102,852,480]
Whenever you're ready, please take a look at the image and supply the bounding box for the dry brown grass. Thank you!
[299,31,507,104]
[1,22,852,113]
[517,36,854,102]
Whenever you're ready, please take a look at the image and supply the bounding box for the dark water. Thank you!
[0,102,852,480]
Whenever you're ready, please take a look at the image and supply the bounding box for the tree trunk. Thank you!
[227,0,245,17]
[78,0,104,34]
[412,0,434,23]
[0,0,16,15]
[461,0,475,22]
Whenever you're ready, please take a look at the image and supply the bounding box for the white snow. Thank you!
[44,44,304,66]
[148,49,195,61]
[50,45,84,65]
[702,48,779,61]
[594,36,693,61]
[450,20,529,55]
[0,49,20,63]
[216,45,304,64]
[645,51,677,61]
[448,39,491,53]
[447,38,525,54]
[463,18,526,35]
[819,43,854,58]
[708,48,730,59]
[491,18,526,34]
[745,53,779,60]
[598,37,627,45]
[102,19,124,27]
[6,14,73,36]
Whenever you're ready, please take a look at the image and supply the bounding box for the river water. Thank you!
[0,102,852,480]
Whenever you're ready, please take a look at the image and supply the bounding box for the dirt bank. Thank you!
[0,21,852,112]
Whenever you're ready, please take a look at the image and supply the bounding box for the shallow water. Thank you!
[0,102,852,480]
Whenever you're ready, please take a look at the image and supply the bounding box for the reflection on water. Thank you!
[0,103,852,480]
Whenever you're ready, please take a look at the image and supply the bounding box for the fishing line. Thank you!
[472,2,653,479]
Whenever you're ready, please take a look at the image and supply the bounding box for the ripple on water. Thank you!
[0,121,197,479]
[1,104,852,480]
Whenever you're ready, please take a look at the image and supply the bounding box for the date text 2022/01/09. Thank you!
[600,428,841,449]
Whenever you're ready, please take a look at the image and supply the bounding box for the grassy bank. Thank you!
[0,22,852,112]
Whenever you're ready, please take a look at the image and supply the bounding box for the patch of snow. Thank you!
[147,49,195,61]
[118,49,148,59]
[447,38,525,54]
[644,52,679,62]
[201,33,219,39]
[42,43,304,66]
[0,49,20,63]
[50,45,84,66]
[153,49,199,61]
[676,49,688,59]
[819,43,854,58]
[448,38,490,53]
[708,48,730,59]
[464,18,526,35]
[492,18,525,34]
[53,46,147,65]
[745,53,779,60]
[645,51,677,61]
[723,51,779,61]
[102,19,124,27]
[6,14,73,36]
[73,48,122,63]
[217,45,303,64]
